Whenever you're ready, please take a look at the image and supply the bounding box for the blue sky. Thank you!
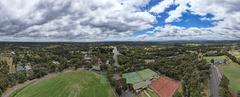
[143,0,216,28]
[132,0,218,38]
[0,0,239,41]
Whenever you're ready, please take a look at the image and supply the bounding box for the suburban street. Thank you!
[210,64,220,97]
[113,47,120,67]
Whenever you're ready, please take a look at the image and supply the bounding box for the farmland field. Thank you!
[10,71,115,97]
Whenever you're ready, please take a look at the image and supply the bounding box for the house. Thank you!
[52,60,60,65]
[25,65,32,71]
[213,59,226,65]
[150,76,180,97]
[82,51,91,60]
[16,63,32,72]
[144,59,155,64]
[106,60,110,65]
[92,58,102,71]
[16,65,25,72]
[207,58,226,65]
[92,65,101,71]
[122,69,158,92]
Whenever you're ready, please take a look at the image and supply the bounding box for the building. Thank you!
[144,59,155,64]
[52,60,60,65]
[92,65,101,71]
[16,65,25,72]
[82,51,91,62]
[213,59,226,65]
[122,69,158,92]
[150,76,180,97]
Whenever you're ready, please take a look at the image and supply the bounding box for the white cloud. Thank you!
[1,0,240,41]
[155,25,210,37]
[153,25,239,40]
[165,0,190,23]
[150,0,240,40]
[0,0,156,41]
[149,0,174,13]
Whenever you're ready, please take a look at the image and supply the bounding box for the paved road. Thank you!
[210,64,220,97]
[113,47,120,67]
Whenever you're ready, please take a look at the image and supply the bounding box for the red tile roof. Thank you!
[150,76,180,97]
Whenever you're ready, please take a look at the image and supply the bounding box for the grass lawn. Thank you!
[204,56,227,62]
[219,59,240,93]
[10,71,115,97]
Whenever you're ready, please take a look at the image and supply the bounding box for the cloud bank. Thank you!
[0,0,240,41]
[0,0,155,41]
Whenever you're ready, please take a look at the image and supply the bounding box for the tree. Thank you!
[219,75,232,97]
[100,64,108,71]
[0,74,9,93]
[174,91,182,97]
[153,54,209,97]
[0,88,2,97]
[32,65,48,78]
[7,73,17,87]
[0,61,9,92]
[49,64,57,73]
[115,86,122,95]
[210,59,214,64]
[0,61,9,74]
[17,71,27,83]
[237,91,240,97]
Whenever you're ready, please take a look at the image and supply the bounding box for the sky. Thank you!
[0,0,240,42]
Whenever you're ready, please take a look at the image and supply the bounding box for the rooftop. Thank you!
[122,69,158,84]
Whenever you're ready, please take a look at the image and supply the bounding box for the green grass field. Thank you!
[219,60,240,93]
[10,71,115,97]
[204,56,227,62]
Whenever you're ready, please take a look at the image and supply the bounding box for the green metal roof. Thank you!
[122,69,157,85]
[122,72,142,84]
[138,69,158,80]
